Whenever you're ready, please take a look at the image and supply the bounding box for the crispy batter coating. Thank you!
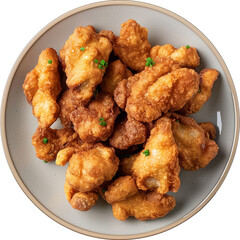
[64,180,98,211]
[114,57,179,110]
[112,191,176,221]
[180,68,219,115]
[60,25,112,91]
[198,122,216,140]
[113,19,151,72]
[150,44,200,68]
[65,144,119,192]
[109,118,147,150]
[23,48,61,127]
[172,114,219,171]
[32,127,79,162]
[132,117,180,194]
[105,176,138,204]
[101,60,132,96]
[70,92,120,143]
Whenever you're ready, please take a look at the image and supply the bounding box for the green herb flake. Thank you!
[80,47,85,51]
[98,64,104,70]
[99,117,107,126]
[43,138,48,144]
[94,59,99,63]
[198,89,202,93]
[186,45,190,49]
[48,60,52,64]
[176,119,180,123]
[43,160,48,163]
[102,189,106,194]
[143,149,150,156]
[145,57,155,67]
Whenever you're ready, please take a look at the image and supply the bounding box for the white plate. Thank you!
[1,1,239,239]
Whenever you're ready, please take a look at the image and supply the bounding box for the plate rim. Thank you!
[1,0,239,239]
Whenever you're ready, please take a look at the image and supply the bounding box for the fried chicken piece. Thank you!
[150,44,200,68]
[100,60,132,96]
[171,114,219,171]
[132,117,180,194]
[23,48,61,127]
[64,180,98,211]
[105,176,138,204]
[60,26,112,95]
[109,118,147,150]
[198,122,216,140]
[113,19,151,72]
[32,127,79,162]
[179,68,219,115]
[112,191,176,221]
[114,57,199,122]
[70,92,120,143]
[65,144,119,192]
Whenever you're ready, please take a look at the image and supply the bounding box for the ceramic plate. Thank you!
[1,1,239,239]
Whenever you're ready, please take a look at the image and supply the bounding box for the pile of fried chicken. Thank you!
[23,19,219,221]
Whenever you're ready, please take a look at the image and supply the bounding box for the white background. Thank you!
[0,0,239,240]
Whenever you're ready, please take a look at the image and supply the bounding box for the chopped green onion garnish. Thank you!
[43,160,48,163]
[80,47,85,51]
[145,57,155,67]
[99,117,107,126]
[186,45,190,49]
[143,149,150,156]
[102,189,106,194]
[176,119,180,123]
[43,138,48,144]
[98,64,104,70]
[198,89,202,93]
[48,60,52,64]
[94,59,99,63]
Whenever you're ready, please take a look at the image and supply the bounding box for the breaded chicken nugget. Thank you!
[70,92,120,143]
[66,144,119,192]
[112,191,176,221]
[150,44,200,68]
[179,68,219,115]
[32,127,79,162]
[171,114,219,171]
[105,176,138,204]
[100,60,132,96]
[23,48,61,127]
[60,25,112,92]
[119,153,139,176]
[113,19,151,72]
[132,117,180,194]
[109,118,147,150]
[64,180,98,211]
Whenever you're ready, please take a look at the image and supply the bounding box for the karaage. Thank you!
[23,48,61,127]
[70,92,120,143]
[150,44,200,68]
[132,117,180,194]
[171,113,219,170]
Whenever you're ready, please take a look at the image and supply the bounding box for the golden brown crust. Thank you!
[179,68,219,115]
[105,176,138,204]
[70,92,120,143]
[112,191,176,221]
[32,127,78,162]
[171,113,219,171]
[23,48,61,127]
[132,117,180,194]
[60,25,112,90]
[65,144,119,192]
[113,19,151,72]
[198,122,217,140]
[101,60,132,96]
[109,118,147,150]
[150,44,200,68]
[64,180,98,211]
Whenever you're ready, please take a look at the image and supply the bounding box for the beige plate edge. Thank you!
[1,1,239,239]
